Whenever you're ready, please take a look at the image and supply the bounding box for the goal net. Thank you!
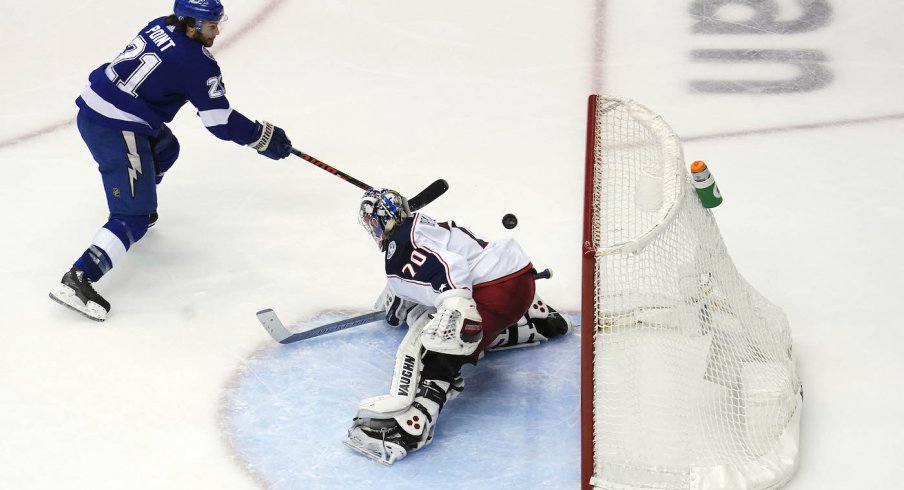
[580,95,802,490]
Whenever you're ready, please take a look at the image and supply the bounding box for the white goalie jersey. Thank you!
[383,213,532,308]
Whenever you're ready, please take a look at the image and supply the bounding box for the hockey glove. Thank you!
[248,120,292,160]
[387,296,418,327]
[420,296,483,356]
[374,284,417,328]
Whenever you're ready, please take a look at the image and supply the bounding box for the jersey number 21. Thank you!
[104,36,162,98]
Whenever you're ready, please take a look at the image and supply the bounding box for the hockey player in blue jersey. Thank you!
[50,0,295,321]
[343,188,572,464]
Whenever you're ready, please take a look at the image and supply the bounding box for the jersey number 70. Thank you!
[401,250,428,278]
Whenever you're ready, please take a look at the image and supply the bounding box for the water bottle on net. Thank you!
[690,160,723,208]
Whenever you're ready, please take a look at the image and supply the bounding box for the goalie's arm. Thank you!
[385,220,474,307]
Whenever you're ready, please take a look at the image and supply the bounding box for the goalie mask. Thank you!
[359,188,410,250]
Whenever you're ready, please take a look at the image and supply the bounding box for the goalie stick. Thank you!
[256,308,384,344]
[290,148,448,211]
[257,269,553,345]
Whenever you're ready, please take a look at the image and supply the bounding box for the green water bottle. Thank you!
[690,160,723,208]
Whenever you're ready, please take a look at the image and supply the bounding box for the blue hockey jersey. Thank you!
[76,16,257,144]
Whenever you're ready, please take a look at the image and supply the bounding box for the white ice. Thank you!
[1,1,902,489]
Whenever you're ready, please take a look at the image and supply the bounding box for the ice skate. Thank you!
[344,421,409,465]
[488,295,572,351]
[344,378,458,464]
[49,267,110,321]
[527,297,572,338]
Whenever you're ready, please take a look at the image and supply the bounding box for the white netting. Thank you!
[587,96,802,490]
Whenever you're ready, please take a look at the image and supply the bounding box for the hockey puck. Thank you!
[502,213,518,229]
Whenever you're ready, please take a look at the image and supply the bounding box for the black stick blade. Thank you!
[408,179,449,211]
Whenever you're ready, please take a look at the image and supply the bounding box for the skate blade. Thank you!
[343,428,407,465]
[49,286,107,322]
[342,438,394,465]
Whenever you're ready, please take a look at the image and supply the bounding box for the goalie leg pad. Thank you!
[385,321,424,400]
[346,301,467,464]
[392,379,450,448]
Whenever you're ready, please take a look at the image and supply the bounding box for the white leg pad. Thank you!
[356,394,412,419]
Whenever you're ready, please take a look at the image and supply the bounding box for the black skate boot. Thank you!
[49,267,111,321]
[528,299,572,338]
[345,418,411,465]
[488,295,572,351]
[148,211,158,228]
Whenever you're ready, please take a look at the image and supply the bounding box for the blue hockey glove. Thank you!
[248,121,292,160]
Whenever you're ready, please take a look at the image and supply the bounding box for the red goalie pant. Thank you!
[470,264,536,360]
[420,265,535,382]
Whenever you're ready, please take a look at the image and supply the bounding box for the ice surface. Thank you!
[223,312,580,489]
[1,1,903,489]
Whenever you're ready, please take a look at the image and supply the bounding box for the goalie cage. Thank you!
[580,95,802,490]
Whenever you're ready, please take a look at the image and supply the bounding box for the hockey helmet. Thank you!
[174,0,226,29]
[359,188,410,250]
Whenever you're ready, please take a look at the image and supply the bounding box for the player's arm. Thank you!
[378,237,464,317]
[185,62,292,160]
[387,232,482,354]
[377,248,472,330]
[392,252,482,355]
[387,240,473,306]
[382,216,473,304]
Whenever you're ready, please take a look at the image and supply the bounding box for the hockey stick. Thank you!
[289,148,448,211]
[257,269,552,344]
[257,308,384,344]
[408,178,449,212]
[534,268,552,280]
[291,148,371,190]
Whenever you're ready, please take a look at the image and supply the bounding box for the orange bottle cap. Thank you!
[690,160,707,172]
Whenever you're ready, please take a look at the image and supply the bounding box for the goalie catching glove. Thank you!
[420,295,483,356]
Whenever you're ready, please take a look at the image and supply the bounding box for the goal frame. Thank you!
[579,94,800,490]
[581,94,600,490]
